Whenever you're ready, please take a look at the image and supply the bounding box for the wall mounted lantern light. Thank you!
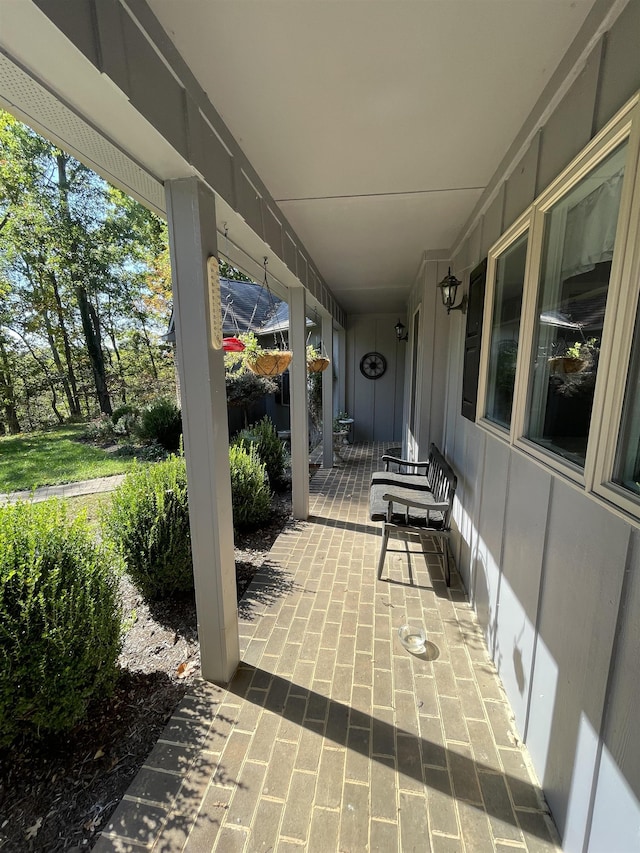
[395,320,409,342]
[438,268,467,314]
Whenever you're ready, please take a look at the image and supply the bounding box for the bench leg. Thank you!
[443,538,451,587]
[377,527,390,580]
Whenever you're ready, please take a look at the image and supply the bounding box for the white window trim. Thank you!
[477,209,531,443]
[592,99,640,514]
[477,90,640,518]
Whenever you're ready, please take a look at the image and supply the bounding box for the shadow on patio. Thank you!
[95,443,560,853]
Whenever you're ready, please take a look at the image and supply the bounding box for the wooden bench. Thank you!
[369,444,457,585]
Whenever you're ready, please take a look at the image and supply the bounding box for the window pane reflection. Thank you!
[486,232,528,428]
[526,143,627,467]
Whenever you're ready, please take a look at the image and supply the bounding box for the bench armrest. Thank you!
[381,493,449,513]
[381,455,430,472]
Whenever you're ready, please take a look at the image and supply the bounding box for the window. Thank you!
[614,302,640,495]
[276,370,290,406]
[461,259,487,421]
[485,232,528,429]
[477,92,640,518]
[525,142,628,468]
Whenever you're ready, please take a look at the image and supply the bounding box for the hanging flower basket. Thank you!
[308,356,330,373]
[247,351,292,376]
[548,356,585,375]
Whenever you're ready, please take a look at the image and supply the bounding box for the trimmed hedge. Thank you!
[0,501,122,747]
[104,455,193,600]
[229,443,272,530]
[235,416,286,490]
[105,444,275,600]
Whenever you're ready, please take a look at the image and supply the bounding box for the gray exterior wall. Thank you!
[409,3,640,849]
[404,260,451,458]
[346,315,405,443]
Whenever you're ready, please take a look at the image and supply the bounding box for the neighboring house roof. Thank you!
[258,301,314,335]
[162,277,316,343]
[220,278,280,336]
[162,277,283,343]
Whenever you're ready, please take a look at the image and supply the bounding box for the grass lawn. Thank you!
[64,491,114,531]
[0,425,140,492]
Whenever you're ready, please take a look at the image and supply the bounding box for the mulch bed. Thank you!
[0,490,293,852]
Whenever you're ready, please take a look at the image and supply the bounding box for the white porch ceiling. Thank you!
[149,0,596,314]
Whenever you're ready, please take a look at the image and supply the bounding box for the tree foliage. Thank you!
[0,111,175,432]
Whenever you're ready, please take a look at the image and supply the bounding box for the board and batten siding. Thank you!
[345,314,406,443]
[410,2,640,849]
[403,259,451,459]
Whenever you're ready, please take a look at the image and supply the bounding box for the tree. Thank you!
[219,259,253,283]
[0,110,175,428]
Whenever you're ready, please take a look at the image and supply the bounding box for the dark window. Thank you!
[461,259,487,421]
[276,370,290,406]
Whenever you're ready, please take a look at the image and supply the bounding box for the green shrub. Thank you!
[114,441,167,462]
[111,403,139,424]
[82,414,117,443]
[235,416,286,490]
[111,404,140,437]
[0,501,122,747]
[229,443,271,530]
[135,398,182,451]
[104,455,193,600]
[225,367,278,408]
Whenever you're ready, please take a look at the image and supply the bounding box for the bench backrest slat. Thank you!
[426,444,456,529]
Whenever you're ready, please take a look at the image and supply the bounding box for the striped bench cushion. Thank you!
[369,476,445,528]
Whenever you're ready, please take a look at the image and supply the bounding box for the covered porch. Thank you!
[2,1,640,848]
[95,445,558,852]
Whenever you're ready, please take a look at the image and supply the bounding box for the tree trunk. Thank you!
[23,260,80,420]
[42,307,77,419]
[10,326,64,425]
[76,284,112,415]
[24,388,34,431]
[0,336,21,433]
[56,153,112,416]
[49,270,81,417]
[106,297,126,403]
[138,315,159,381]
[49,384,64,424]
[82,388,92,419]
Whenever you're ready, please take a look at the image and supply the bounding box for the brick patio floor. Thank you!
[95,443,560,852]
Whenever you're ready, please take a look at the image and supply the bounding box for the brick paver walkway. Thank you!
[95,443,560,852]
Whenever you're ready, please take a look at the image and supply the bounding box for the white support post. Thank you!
[289,286,309,519]
[322,313,334,468]
[335,328,347,415]
[165,178,239,684]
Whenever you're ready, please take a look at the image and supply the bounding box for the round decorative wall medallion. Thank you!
[359,351,387,380]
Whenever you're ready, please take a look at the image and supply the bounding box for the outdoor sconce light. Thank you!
[395,320,409,342]
[438,268,467,314]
